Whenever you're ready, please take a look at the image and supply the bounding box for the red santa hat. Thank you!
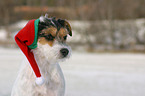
[15,19,44,85]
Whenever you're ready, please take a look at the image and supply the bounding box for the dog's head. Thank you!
[34,14,72,63]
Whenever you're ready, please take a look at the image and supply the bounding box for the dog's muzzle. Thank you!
[60,48,69,58]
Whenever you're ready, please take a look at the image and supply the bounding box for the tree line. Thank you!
[0,0,145,25]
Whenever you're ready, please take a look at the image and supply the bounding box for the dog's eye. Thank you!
[45,34,55,41]
[63,36,67,40]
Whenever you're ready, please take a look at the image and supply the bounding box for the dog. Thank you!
[11,14,72,96]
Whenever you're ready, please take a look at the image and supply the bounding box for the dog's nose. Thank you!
[60,48,69,57]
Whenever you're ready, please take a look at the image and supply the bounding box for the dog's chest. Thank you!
[35,63,65,96]
[43,63,65,87]
[11,61,65,96]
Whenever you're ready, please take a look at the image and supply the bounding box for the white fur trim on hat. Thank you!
[35,76,44,85]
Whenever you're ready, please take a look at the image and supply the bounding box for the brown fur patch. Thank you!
[38,37,54,46]
[58,28,68,38]
[38,27,69,46]
[42,27,57,37]
[38,27,57,46]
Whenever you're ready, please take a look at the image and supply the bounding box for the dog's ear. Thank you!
[64,20,72,36]
[58,19,72,36]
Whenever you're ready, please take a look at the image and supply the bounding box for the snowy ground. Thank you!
[0,48,145,96]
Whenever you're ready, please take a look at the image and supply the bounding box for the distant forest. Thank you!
[0,0,145,25]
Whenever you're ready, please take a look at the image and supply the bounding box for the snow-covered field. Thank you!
[0,48,145,96]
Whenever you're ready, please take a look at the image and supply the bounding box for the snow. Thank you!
[0,19,145,46]
[10,20,28,29]
[0,29,7,40]
[0,48,145,96]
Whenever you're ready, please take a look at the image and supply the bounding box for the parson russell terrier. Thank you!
[11,14,72,96]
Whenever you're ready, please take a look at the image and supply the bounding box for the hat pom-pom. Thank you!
[35,77,44,85]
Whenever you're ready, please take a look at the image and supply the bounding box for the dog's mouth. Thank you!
[35,42,71,63]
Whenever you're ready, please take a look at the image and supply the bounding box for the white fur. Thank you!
[45,14,48,18]
[39,16,45,22]
[39,13,49,22]
[11,41,71,96]
[39,14,56,27]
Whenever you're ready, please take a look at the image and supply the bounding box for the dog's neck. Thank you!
[13,45,65,96]
[32,48,57,73]
[31,46,63,82]
[31,48,65,89]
